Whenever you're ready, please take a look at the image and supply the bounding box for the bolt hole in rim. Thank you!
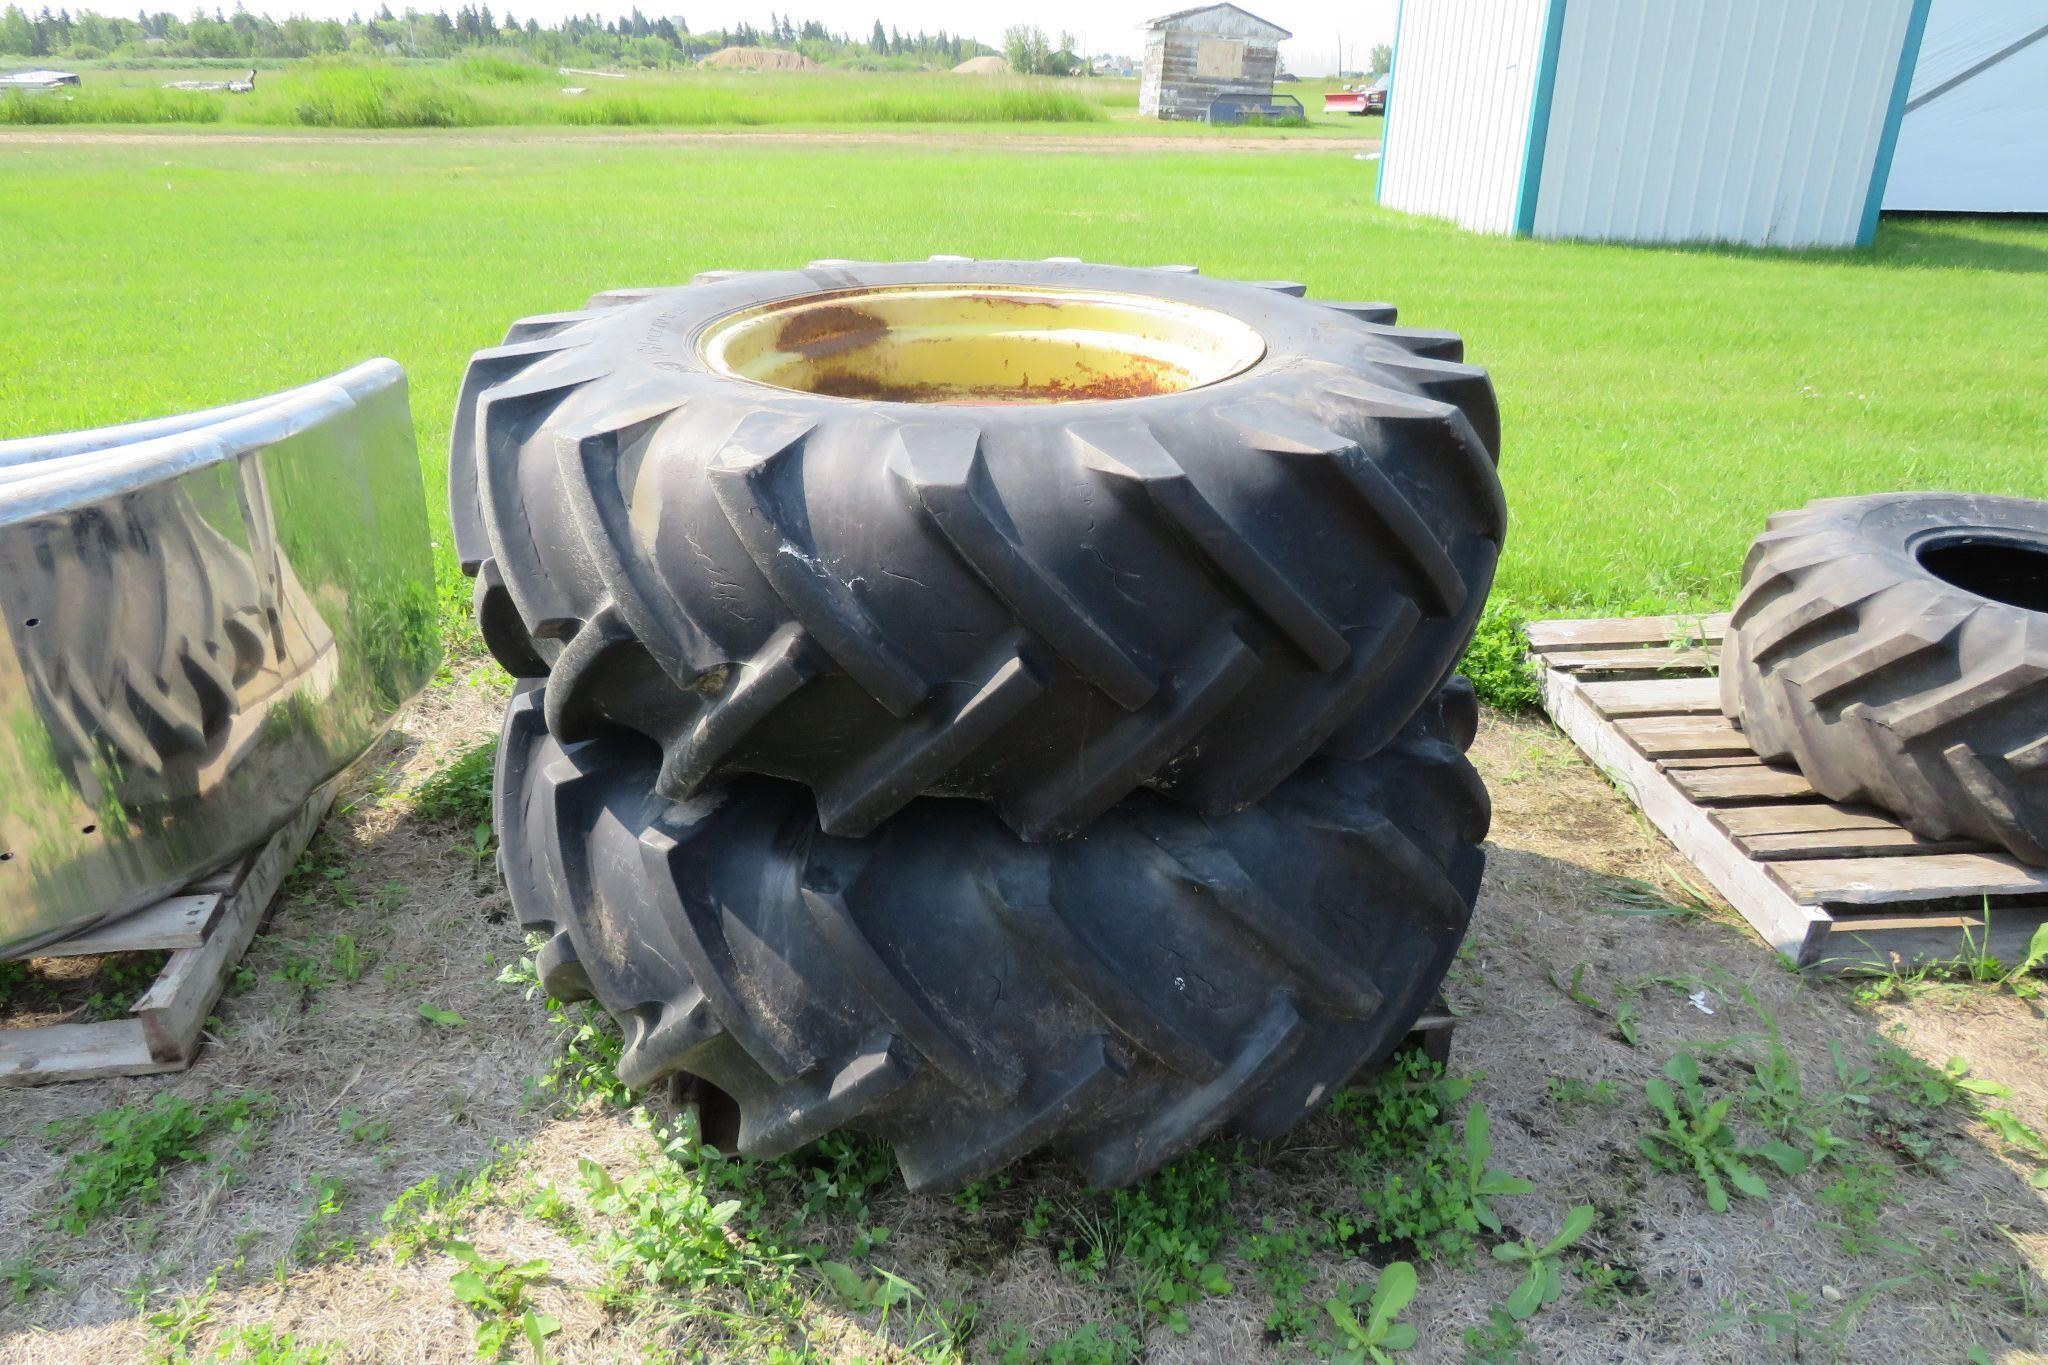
[698,284,1267,405]
[1915,533,2048,614]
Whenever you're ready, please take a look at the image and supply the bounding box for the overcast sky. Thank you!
[258,0,1399,75]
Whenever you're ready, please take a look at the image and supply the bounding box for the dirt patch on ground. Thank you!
[1,675,2043,1363]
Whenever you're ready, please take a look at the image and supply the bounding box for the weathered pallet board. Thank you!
[1577,676,1722,717]
[1528,615,2048,971]
[33,895,223,958]
[1711,803,1982,860]
[1524,614,1729,651]
[1542,645,1720,677]
[0,784,336,1084]
[1614,714,1752,759]
[1668,762,1820,805]
[1659,756,1763,771]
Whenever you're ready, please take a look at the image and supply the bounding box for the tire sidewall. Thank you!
[1835,493,2048,624]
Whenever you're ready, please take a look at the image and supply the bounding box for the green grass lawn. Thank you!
[0,136,2040,635]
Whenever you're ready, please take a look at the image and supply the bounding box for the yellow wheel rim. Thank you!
[698,284,1266,404]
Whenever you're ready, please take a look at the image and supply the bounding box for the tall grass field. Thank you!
[0,137,2040,666]
[2,61,1114,127]
[0,60,1384,133]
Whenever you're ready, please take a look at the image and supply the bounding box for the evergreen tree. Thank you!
[0,3,35,51]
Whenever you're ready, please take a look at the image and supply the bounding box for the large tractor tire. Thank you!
[1722,493,2048,865]
[454,260,1505,842]
[496,678,1489,1191]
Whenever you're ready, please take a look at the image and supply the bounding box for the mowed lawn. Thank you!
[1,135,2043,624]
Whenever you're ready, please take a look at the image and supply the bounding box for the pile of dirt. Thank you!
[698,46,819,71]
[950,55,1009,75]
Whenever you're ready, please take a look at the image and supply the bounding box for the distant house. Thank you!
[1139,4,1292,122]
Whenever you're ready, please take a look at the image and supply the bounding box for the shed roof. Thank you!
[1144,4,1292,40]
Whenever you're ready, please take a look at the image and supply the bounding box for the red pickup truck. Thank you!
[1324,75,1387,116]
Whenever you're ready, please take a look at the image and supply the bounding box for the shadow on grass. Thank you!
[1501,213,2048,275]
[1874,217,2048,274]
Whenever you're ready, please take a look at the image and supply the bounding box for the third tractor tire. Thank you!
[453,260,1505,842]
[1723,493,2048,865]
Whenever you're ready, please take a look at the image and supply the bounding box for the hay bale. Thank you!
[699,46,820,72]
[951,55,1010,75]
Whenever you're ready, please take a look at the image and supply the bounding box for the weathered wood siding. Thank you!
[1139,11,1282,121]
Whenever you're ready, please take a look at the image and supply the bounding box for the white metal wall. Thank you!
[1377,0,1550,235]
[1885,0,2048,212]
[1532,0,1919,247]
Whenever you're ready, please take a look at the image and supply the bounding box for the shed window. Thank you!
[1195,38,1246,78]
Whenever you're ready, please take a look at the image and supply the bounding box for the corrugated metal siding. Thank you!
[1533,0,1918,247]
[1378,0,1550,234]
[1885,0,2048,212]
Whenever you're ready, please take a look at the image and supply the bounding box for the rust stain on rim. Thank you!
[700,283,1265,405]
[775,304,889,361]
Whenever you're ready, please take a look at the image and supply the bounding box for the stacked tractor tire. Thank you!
[450,260,1507,1189]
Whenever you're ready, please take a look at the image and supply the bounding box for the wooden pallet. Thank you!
[1405,1004,1457,1069]
[1527,614,2048,972]
[0,784,336,1084]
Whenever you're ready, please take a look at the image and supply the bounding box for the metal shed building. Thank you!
[1378,0,1933,248]
[1139,4,1292,122]
[1884,0,2048,213]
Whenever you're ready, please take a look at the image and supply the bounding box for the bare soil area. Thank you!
[1,664,2043,1363]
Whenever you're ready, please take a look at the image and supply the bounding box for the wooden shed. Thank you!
[1139,4,1293,121]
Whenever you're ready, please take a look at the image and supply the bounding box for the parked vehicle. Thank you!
[1324,74,1388,116]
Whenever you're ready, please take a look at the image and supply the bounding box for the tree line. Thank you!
[0,5,992,69]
